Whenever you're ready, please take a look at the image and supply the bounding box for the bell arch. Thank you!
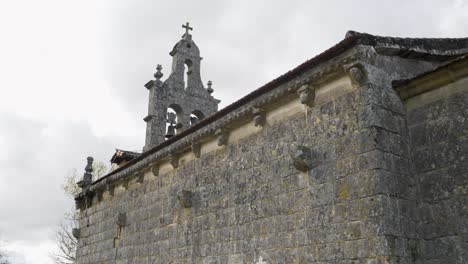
[189,110,205,126]
[166,104,183,138]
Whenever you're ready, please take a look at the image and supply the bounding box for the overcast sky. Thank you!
[0,0,467,263]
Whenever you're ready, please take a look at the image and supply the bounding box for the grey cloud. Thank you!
[0,1,467,262]
[95,0,467,118]
[0,113,121,242]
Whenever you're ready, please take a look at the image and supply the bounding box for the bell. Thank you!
[165,125,175,138]
[167,112,177,124]
[190,116,198,125]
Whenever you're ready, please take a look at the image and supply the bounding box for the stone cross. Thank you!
[182,22,193,34]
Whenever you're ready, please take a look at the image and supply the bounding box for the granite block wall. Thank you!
[406,77,468,264]
[75,67,468,264]
[76,73,418,263]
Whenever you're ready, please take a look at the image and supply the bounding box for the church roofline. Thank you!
[87,30,468,192]
[393,55,468,100]
[110,149,141,165]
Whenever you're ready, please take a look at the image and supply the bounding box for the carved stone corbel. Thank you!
[75,196,85,210]
[136,173,144,184]
[72,228,80,239]
[191,142,201,158]
[85,190,94,208]
[105,183,114,196]
[296,84,315,107]
[345,63,368,87]
[122,180,129,190]
[151,163,159,176]
[291,145,313,172]
[96,190,104,202]
[252,107,265,127]
[115,213,127,227]
[170,153,179,169]
[215,128,228,146]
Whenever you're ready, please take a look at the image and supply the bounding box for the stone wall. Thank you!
[75,48,468,263]
[406,76,468,263]
[77,68,416,263]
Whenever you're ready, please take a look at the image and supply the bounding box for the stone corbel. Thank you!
[72,228,80,239]
[169,153,179,169]
[191,142,201,158]
[215,128,228,146]
[151,163,159,176]
[105,183,114,197]
[115,213,127,227]
[291,145,313,172]
[345,62,368,87]
[252,107,266,127]
[85,190,94,208]
[136,173,144,184]
[75,196,85,210]
[143,115,154,122]
[122,179,129,190]
[296,84,315,107]
[96,190,104,202]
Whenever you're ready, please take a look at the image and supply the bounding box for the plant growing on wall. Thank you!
[51,161,108,264]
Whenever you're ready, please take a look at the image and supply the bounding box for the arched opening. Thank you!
[184,59,192,90]
[190,110,205,126]
[166,104,183,139]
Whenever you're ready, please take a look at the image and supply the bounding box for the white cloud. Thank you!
[4,239,57,264]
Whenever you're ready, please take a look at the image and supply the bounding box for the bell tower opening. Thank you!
[143,23,220,150]
[184,59,192,90]
[165,104,183,139]
[190,110,205,126]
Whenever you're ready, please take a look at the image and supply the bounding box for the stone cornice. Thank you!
[81,46,368,197]
[394,56,468,100]
[76,31,468,202]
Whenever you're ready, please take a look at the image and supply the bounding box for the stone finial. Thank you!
[85,157,93,173]
[77,157,94,189]
[252,107,266,127]
[215,128,227,146]
[72,228,80,239]
[153,64,163,80]
[291,146,313,172]
[115,213,127,227]
[177,190,194,208]
[207,80,214,94]
[297,84,315,107]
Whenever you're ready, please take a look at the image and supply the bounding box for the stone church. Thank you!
[74,24,468,263]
